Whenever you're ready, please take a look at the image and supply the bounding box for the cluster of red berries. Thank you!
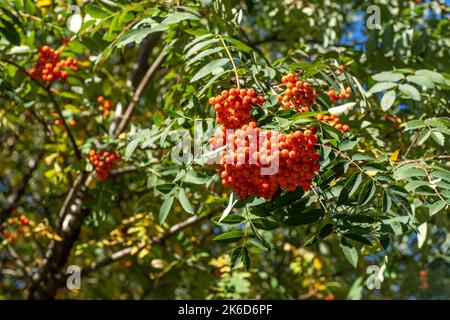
[279,73,317,112]
[210,123,320,199]
[1,214,30,244]
[97,96,114,117]
[28,45,78,82]
[316,114,350,132]
[208,88,265,129]
[89,149,121,181]
[327,87,351,103]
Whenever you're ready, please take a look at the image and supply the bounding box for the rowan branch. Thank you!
[0,58,81,160]
[82,211,216,275]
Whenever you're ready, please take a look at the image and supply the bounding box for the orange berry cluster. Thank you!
[97,96,114,117]
[327,87,351,103]
[89,149,121,181]
[208,88,264,129]
[210,124,320,199]
[1,214,30,244]
[28,45,78,82]
[279,73,317,112]
[316,114,350,132]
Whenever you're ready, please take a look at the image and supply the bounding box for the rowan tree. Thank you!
[0,0,449,299]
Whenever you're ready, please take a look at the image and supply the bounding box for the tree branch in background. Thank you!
[82,211,216,275]
[113,45,168,136]
[1,152,44,224]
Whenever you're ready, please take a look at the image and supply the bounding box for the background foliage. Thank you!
[0,0,449,299]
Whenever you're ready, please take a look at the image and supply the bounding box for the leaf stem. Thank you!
[219,35,240,89]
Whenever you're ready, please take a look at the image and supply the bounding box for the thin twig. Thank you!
[404,127,424,158]
[219,35,240,89]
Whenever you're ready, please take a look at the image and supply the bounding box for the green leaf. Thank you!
[213,230,245,243]
[284,209,324,226]
[372,71,404,82]
[344,233,373,246]
[198,69,231,96]
[23,0,36,14]
[251,218,279,231]
[403,120,426,130]
[347,276,364,300]
[368,82,397,94]
[415,69,446,85]
[380,90,396,111]
[162,12,199,25]
[382,189,392,212]
[185,38,220,57]
[273,188,305,207]
[85,4,110,19]
[318,223,334,239]
[231,247,250,270]
[0,18,20,45]
[125,138,141,160]
[156,183,176,193]
[417,128,432,145]
[191,58,228,82]
[358,180,376,206]
[320,122,342,141]
[184,171,211,184]
[338,173,363,204]
[184,33,212,50]
[399,83,421,101]
[406,75,434,89]
[352,153,374,161]
[178,188,194,214]
[394,164,426,180]
[404,180,430,192]
[340,238,358,268]
[362,163,387,172]
[159,196,174,224]
[186,47,223,66]
[118,27,166,47]
[248,237,270,251]
[431,131,445,146]
[318,161,348,186]
[213,215,245,225]
[429,200,446,216]
[224,36,252,53]
[339,138,358,151]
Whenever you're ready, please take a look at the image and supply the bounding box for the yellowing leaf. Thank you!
[390,149,400,162]
[130,245,140,255]
[138,247,150,259]
[37,0,52,7]
[313,258,323,270]
[44,153,58,165]
[53,233,63,241]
